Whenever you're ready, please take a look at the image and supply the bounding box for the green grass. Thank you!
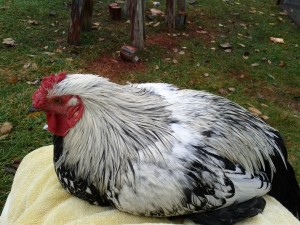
[0,0,299,211]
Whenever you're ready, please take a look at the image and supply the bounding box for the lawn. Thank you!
[0,0,299,211]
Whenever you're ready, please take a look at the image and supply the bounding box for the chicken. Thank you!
[30,72,300,225]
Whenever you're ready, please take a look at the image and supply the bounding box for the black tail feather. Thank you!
[268,161,300,219]
[186,197,266,225]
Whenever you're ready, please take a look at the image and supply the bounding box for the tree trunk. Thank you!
[82,0,93,32]
[177,0,186,12]
[128,0,145,50]
[166,0,176,29]
[176,0,187,28]
[68,0,84,45]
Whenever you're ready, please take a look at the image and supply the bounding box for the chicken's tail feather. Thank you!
[186,197,266,225]
[268,160,300,219]
[265,131,300,219]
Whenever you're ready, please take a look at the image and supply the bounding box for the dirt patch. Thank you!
[87,55,146,82]
[146,33,179,50]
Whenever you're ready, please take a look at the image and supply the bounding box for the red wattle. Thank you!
[46,112,70,136]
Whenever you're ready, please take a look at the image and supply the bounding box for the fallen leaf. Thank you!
[0,122,13,135]
[218,88,228,95]
[279,61,286,67]
[173,59,178,64]
[7,75,19,84]
[260,103,269,108]
[220,43,232,49]
[0,134,8,141]
[251,63,259,67]
[150,8,164,16]
[28,19,38,25]
[204,73,209,77]
[270,37,284,44]
[228,87,236,92]
[243,52,250,59]
[248,107,262,116]
[179,51,185,55]
[2,38,16,46]
[237,43,246,48]
[153,22,160,27]
[23,63,31,69]
[27,79,39,85]
[260,115,269,120]
[224,49,232,53]
[42,52,55,56]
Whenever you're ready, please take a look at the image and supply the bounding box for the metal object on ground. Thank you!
[120,45,139,62]
[109,3,122,20]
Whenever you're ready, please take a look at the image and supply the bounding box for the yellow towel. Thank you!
[1,145,299,225]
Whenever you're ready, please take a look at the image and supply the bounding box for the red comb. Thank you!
[32,72,67,108]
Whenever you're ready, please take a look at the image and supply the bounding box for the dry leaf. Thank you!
[260,103,269,108]
[204,73,209,77]
[251,63,259,67]
[7,75,19,84]
[153,22,160,27]
[172,59,178,64]
[248,107,262,116]
[218,88,228,95]
[260,115,269,120]
[279,61,286,67]
[228,87,236,92]
[220,43,232,49]
[2,38,16,46]
[179,51,185,55]
[28,19,38,25]
[27,79,39,85]
[150,8,164,16]
[23,63,31,69]
[270,37,284,44]
[0,122,13,135]
[243,52,250,59]
[0,134,8,141]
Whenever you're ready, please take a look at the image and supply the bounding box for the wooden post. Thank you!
[68,0,84,45]
[128,0,145,50]
[82,0,93,31]
[166,0,176,29]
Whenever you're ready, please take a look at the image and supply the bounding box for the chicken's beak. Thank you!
[28,106,41,114]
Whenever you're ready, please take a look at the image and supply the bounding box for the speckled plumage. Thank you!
[32,73,300,224]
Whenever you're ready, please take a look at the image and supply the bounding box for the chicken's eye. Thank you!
[53,98,62,104]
